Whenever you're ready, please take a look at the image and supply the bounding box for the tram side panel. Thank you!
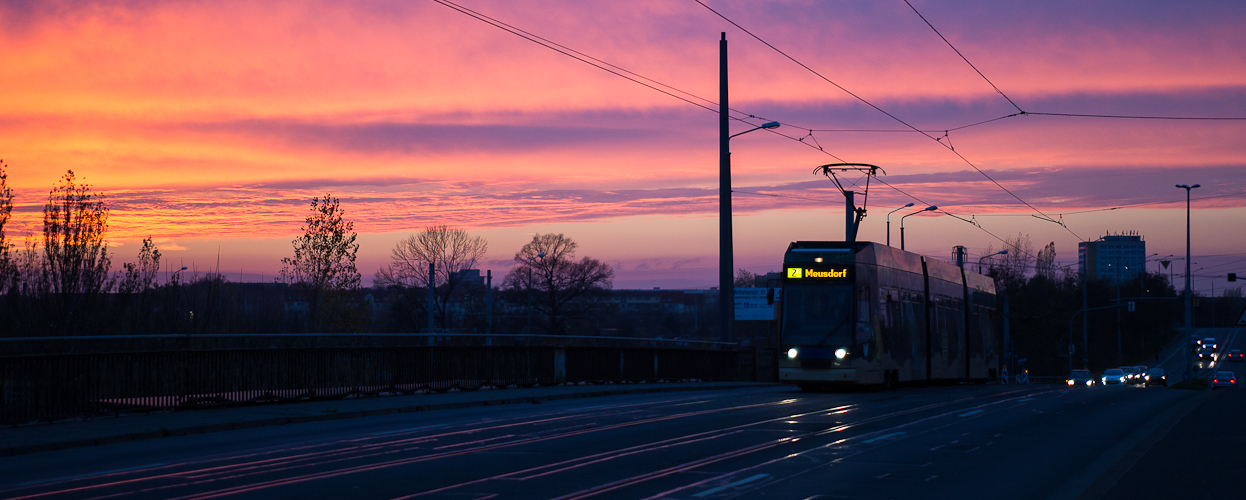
[874,265,927,384]
[966,272,999,380]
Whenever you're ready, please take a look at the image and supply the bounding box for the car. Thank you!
[1202,338,1218,350]
[1101,369,1126,386]
[1117,366,1135,381]
[1212,371,1237,388]
[1067,369,1094,387]
[1198,347,1217,363]
[1129,365,1148,384]
[1228,349,1244,362]
[1144,368,1167,387]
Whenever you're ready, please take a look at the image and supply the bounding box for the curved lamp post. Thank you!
[720,117,778,343]
[886,203,914,247]
[899,206,937,251]
[978,249,1008,274]
[1176,183,1199,379]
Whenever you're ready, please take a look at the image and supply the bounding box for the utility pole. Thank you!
[1116,262,1122,367]
[1082,262,1088,370]
[428,262,436,333]
[1177,183,1199,379]
[718,32,733,343]
[486,270,492,334]
[845,191,857,242]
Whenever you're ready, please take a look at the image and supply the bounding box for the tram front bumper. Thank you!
[780,367,859,383]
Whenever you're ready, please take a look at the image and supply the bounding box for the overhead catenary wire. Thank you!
[1026,112,1246,121]
[903,0,1023,113]
[692,0,1083,242]
[435,0,1227,263]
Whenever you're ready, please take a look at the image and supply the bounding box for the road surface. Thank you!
[2,328,1241,500]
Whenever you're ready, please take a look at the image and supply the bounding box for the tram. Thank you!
[776,241,998,389]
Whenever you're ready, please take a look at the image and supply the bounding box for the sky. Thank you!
[1,0,1244,293]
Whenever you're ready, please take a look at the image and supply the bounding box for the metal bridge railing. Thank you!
[1,335,752,425]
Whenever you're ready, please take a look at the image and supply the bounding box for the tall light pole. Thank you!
[1177,183,1199,378]
[899,206,937,251]
[886,203,914,247]
[720,31,779,343]
[978,250,1007,274]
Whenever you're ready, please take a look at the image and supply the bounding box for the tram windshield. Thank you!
[781,282,853,346]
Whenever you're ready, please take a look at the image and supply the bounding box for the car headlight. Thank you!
[1086,380,1093,386]
[787,348,798,359]
[1067,380,1074,386]
[834,348,847,359]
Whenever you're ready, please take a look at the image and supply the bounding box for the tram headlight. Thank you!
[787,348,798,359]
[834,348,847,360]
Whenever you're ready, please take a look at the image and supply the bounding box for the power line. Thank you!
[732,189,841,204]
[431,0,858,164]
[902,0,1022,113]
[1027,112,1246,121]
[692,0,1081,242]
[1059,191,1246,215]
[805,113,1022,133]
[432,0,720,114]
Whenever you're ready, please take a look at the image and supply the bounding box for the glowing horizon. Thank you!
[2,0,1244,291]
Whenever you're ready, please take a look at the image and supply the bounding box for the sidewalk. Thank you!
[0,381,775,457]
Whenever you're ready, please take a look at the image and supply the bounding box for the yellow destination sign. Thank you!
[786,267,849,279]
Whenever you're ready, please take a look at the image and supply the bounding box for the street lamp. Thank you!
[978,249,1008,274]
[886,203,915,247]
[1176,183,1199,380]
[899,206,937,251]
[720,118,779,344]
[171,266,188,284]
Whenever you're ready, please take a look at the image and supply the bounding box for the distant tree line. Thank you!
[980,234,1242,377]
[0,162,617,337]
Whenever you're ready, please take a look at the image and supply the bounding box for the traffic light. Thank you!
[1230,273,1237,282]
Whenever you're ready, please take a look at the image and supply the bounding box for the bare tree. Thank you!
[0,160,13,293]
[734,268,758,288]
[502,233,613,334]
[42,171,112,296]
[20,170,115,334]
[374,225,487,330]
[1034,241,1057,280]
[985,233,1035,292]
[281,194,363,332]
[118,237,161,294]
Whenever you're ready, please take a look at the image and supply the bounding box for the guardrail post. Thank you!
[554,348,566,384]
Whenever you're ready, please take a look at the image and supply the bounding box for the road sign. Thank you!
[735,288,780,321]
[1127,301,1135,312]
[1237,305,1246,326]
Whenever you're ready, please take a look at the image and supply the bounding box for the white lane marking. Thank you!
[875,473,891,479]
[692,473,769,498]
[958,410,984,417]
[861,432,906,444]
[18,463,168,486]
[370,423,447,436]
[924,475,939,482]
[1017,398,1034,402]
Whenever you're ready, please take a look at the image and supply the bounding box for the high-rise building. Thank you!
[1078,232,1146,282]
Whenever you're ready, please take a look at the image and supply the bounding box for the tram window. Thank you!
[857,285,871,324]
[780,283,853,346]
